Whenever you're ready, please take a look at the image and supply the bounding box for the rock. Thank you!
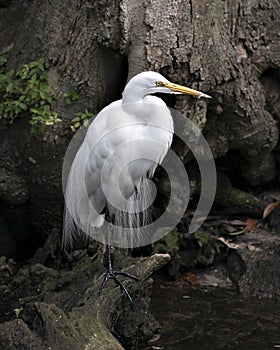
[0,169,29,205]
[0,253,171,350]
[227,229,280,299]
[0,318,45,350]
[0,219,16,257]
[114,279,160,349]
[215,171,263,215]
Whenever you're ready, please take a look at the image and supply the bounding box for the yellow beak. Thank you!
[157,81,211,99]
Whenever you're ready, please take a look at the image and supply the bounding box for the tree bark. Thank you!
[0,1,279,242]
[0,0,280,348]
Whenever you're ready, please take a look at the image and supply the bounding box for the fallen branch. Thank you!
[33,253,171,350]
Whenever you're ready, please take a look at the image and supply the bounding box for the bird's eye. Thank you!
[155,81,165,87]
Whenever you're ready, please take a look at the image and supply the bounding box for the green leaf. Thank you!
[39,73,48,81]
[14,307,23,318]
[39,91,47,100]
[83,119,89,127]
[30,107,39,114]
[29,119,36,125]
[32,73,38,81]
[0,56,62,133]
[6,82,14,93]
[19,102,27,110]
[194,231,210,247]
[37,58,45,71]
[0,54,7,67]
[71,116,80,123]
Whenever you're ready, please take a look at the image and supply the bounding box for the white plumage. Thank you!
[62,71,211,300]
[63,71,210,249]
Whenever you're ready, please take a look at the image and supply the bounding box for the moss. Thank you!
[29,264,59,294]
[153,229,183,254]
[192,99,208,130]
[194,231,211,247]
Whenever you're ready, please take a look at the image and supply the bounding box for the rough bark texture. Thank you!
[0,0,280,349]
[0,0,279,244]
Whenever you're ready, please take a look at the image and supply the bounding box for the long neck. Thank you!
[122,81,146,105]
[122,93,174,138]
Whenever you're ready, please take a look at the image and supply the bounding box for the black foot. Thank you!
[98,269,140,302]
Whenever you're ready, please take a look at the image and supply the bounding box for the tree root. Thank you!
[0,253,170,350]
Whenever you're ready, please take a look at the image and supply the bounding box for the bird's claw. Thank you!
[98,269,140,302]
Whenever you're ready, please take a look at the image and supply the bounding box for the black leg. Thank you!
[98,208,140,302]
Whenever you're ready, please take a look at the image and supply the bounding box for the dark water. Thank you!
[148,277,280,350]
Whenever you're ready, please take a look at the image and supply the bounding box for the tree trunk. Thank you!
[1,0,279,238]
[0,0,280,349]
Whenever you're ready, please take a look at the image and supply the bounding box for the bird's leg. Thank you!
[98,209,140,302]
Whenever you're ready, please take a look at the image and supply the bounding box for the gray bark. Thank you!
[0,0,279,237]
[0,1,279,240]
[0,0,280,349]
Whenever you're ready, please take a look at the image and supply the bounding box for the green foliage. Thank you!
[14,307,23,318]
[70,109,94,131]
[63,90,79,105]
[0,54,61,133]
[0,53,7,68]
[0,52,95,133]
[194,231,211,247]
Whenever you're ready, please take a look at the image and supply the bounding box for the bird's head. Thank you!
[122,71,211,103]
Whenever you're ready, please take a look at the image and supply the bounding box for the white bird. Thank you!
[63,71,211,300]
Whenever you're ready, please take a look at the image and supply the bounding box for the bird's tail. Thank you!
[113,177,154,248]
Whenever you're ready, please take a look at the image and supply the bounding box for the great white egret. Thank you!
[63,71,211,301]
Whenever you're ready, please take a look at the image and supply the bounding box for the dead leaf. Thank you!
[148,334,161,344]
[181,272,197,285]
[262,201,280,220]
[247,244,256,252]
[191,215,208,223]
[217,237,239,249]
[222,220,246,226]
[245,218,257,232]
[220,219,246,236]
[187,214,222,223]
